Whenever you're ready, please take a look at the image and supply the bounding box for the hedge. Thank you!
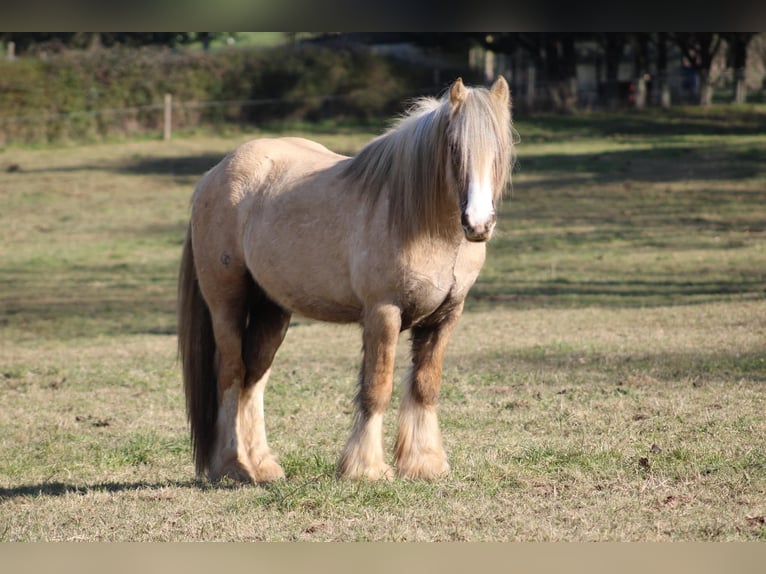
[0,44,457,145]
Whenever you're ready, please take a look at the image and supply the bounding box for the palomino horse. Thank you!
[178,77,514,483]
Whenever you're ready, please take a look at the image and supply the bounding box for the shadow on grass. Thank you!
[519,106,766,140]
[464,347,766,385]
[14,153,224,183]
[0,259,179,338]
[114,154,224,178]
[0,479,246,499]
[516,144,765,186]
[469,277,766,310]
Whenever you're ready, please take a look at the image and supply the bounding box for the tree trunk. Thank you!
[484,49,495,84]
[661,81,672,109]
[636,76,647,110]
[699,70,713,106]
[542,36,577,113]
[562,35,578,111]
[633,33,650,110]
[544,37,563,111]
[526,64,536,109]
[657,33,671,108]
[674,33,722,107]
[604,35,624,109]
[729,34,752,104]
[734,69,746,104]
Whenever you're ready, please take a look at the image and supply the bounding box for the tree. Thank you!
[545,34,578,112]
[511,33,579,112]
[596,33,628,109]
[725,33,755,104]
[0,33,223,55]
[632,33,651,109]
[674,33,724,106]
[656,32,672,108]
[0,33,75,54]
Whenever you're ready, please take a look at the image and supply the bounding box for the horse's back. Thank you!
[192,136,347,227]
[209,136,344,192]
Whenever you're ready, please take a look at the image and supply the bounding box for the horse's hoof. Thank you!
[396,456,450,480]
[212,459,256,483]
[252,456,286,484]
[337,461,394,481]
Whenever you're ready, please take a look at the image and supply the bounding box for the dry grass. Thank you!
[1,109,765,540]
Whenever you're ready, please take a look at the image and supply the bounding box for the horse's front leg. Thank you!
[338,303,401,480]
[395,301,464,479]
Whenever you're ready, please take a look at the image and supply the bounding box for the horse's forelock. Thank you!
[448,88,514,203]
[342,83,513,241]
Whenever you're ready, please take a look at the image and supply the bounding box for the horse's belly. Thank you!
[246,243,362,323]
[259,279,362,323]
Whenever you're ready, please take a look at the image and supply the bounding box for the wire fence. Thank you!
[0,79,761,146]
[0,90,432,146]
[0,95,357,125]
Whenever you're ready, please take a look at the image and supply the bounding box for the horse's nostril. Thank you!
[461,211,470,228]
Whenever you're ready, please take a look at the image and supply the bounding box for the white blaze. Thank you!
[463,166,495,231]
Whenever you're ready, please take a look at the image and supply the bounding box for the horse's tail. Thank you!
[177,224,218,476]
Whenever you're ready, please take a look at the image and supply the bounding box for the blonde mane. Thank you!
[340,83,514,242]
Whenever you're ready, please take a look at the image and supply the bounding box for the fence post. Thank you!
[163,93,172,141]
[7,41,15,61]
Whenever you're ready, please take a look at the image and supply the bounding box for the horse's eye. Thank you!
[449,142,462,171]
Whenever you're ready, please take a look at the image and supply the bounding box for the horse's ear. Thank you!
[490,76,510,104]
[450,77,468,107]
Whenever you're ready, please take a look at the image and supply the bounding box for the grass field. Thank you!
[1,105,765,541]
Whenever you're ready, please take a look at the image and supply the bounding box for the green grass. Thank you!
[0,108,765,540]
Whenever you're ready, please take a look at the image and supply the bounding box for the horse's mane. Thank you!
[340,84,514,243]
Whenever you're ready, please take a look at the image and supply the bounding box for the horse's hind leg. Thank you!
[204,272,290,484]
[239,286,291,483]
[394,301,464,479]
[204,284,254,483]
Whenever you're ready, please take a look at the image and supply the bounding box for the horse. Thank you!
[177,77,515,483]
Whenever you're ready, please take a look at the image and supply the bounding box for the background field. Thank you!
[0,106,765,541]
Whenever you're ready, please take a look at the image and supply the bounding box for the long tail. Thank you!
[177,224,218,476]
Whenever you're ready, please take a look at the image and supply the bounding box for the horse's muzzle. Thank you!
[461,211,496,242]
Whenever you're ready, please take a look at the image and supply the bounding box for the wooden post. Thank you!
[163,93,172,141]
[7,41,15,61]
